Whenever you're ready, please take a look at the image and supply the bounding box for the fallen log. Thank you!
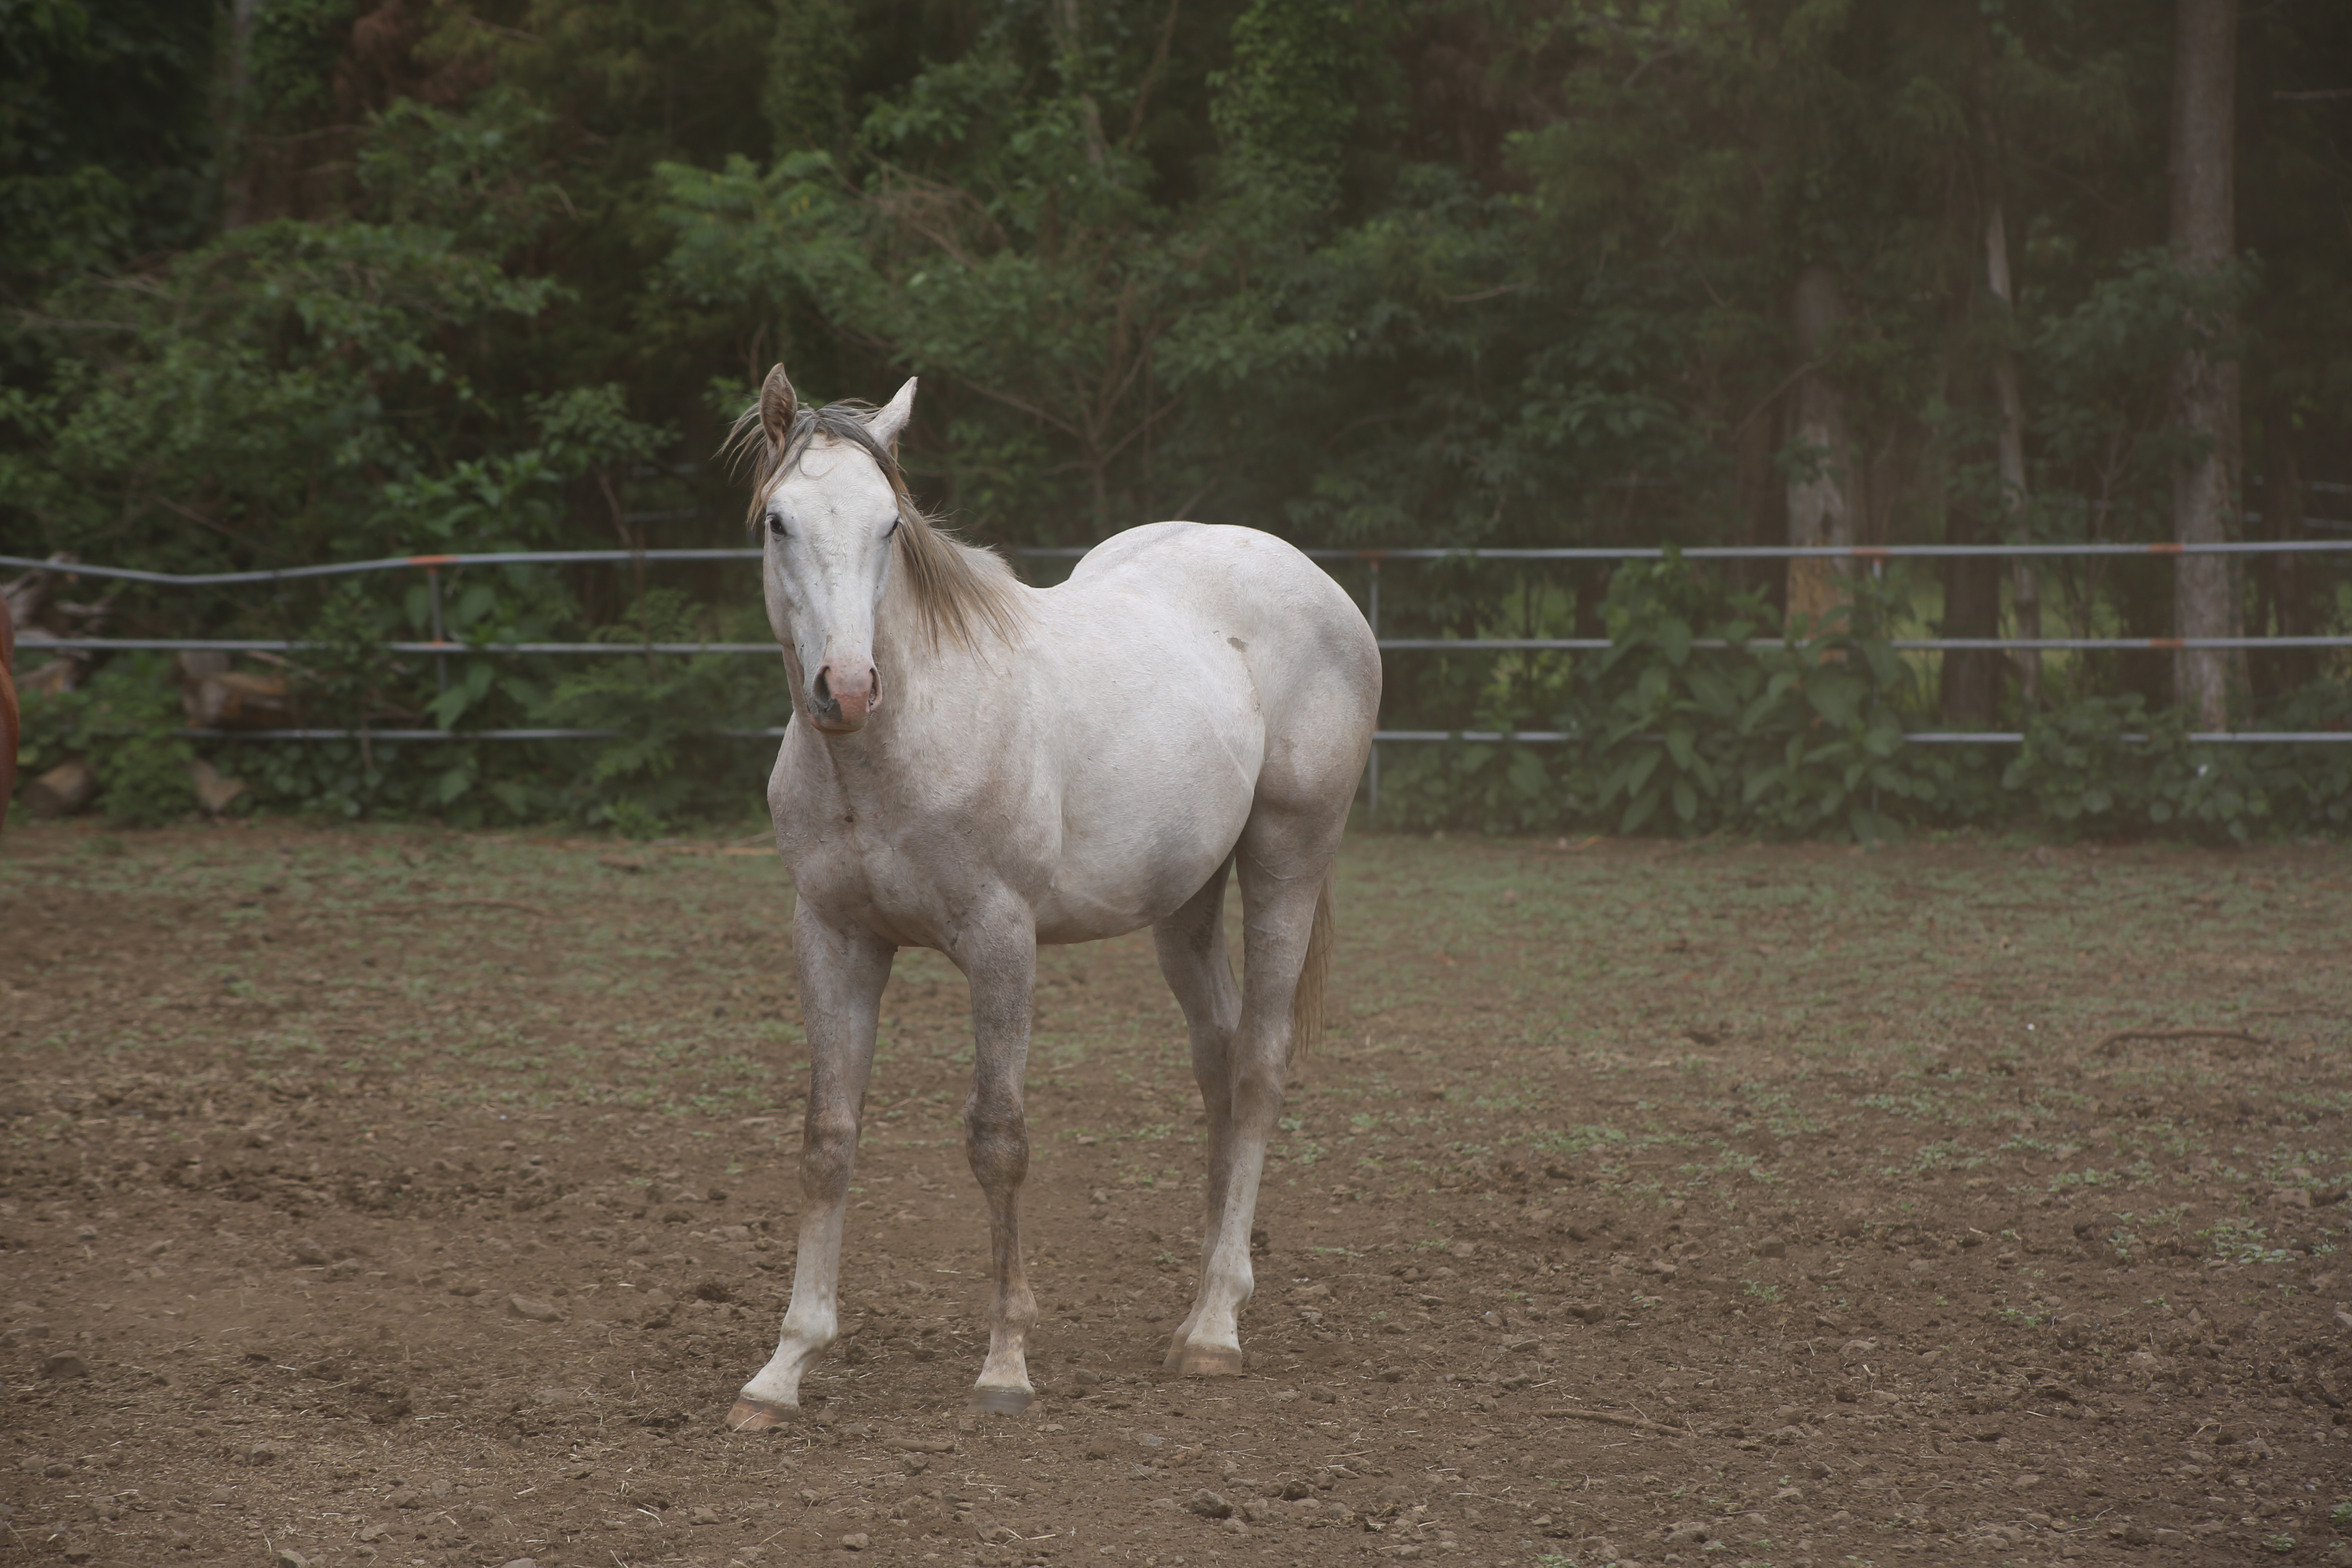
[189,758,249,816]
[361,899,556,919]
[2093,1027,2264,1056]
[23,758,96,819]
[1534,1407,1693,1438]
[183,669,297,730]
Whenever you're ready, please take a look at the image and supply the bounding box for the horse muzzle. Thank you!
[809,660,880,734]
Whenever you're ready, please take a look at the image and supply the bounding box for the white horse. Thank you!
[725,367,1380,1425]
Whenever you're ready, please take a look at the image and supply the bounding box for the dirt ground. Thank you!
[2,819,2349,1568]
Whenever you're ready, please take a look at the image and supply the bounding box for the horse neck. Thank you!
[799,559,1010,765]
[873,560,934,695]
[858,559,971,757]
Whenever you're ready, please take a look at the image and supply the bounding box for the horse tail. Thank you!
[1288,867,1336,1065]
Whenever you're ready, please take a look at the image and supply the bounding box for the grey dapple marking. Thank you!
[727,366,1379,1426]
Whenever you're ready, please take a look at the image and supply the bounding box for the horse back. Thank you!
[1061,521,1381,768]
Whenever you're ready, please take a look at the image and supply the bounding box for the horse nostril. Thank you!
[813,668,833,702]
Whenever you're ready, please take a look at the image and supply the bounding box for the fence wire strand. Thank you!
[9,543,2348,749]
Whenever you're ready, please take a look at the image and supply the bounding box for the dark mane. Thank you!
[725,398,1028,650]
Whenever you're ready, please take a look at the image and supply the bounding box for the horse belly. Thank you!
[1029,703,1258,944]
[1030,823,1242,944]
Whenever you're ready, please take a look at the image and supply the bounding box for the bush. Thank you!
[16,653,198,826]
[1576,557,1947,842]
[12,553,2349,843]
[541,653,783,837]
[1369,555,2350,843]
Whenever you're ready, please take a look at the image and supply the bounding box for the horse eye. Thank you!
[767,515,786,537]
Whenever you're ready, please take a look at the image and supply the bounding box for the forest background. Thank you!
[4,0,2351,840]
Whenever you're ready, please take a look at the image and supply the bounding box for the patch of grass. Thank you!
[2203,1218,2295,1267]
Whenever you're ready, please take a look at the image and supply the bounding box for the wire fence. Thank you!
[9,541,2352,763]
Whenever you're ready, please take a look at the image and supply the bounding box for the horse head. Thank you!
[749,366,918,735]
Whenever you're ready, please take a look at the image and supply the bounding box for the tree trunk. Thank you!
[1982,196,2042,709]
[220,0,261,230]
[1786,265,1860,635]
[2168,0,2239,730]
[1940,497,2001,727]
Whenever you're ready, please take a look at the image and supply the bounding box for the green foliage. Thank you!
[2245,682,2352,833]
[5,0,2352,838]
[16,654,194,827]
[765,0,860,154]
[357,89,565,251]
[206,569,779,833]
[1212,0,1381,209]
[1372,558,2352,844]
[663,19,1197,534]
[1376,558,1959,842]
[2021,247,2260,548]
[0,0,216,281]
[1997,680,2352,845]
[3,218,557,572]
[543,653,781,837]
[248,0,354,119]
[2001,695,2195,837]
[1578,557,1932,841]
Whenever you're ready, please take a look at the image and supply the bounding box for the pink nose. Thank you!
[812,661,879,729]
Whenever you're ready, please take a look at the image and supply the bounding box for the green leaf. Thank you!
[1657,617,1693,666]
[1624,747,1663,799]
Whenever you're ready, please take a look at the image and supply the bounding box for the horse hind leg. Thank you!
[1166,842,1333,1378]
[1151,858,1242,1370]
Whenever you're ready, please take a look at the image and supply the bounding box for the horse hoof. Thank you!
[728,1395,797,1432]
[968,1385,1033,1416]
[1169,1345,1244,1378]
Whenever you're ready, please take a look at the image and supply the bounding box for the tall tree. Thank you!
[1979,164,2040,709]
[2168,0,2239,729]
[1784,263,1861,633]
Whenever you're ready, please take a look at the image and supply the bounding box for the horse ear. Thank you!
[866,377,918,452]
[759,364,798,448]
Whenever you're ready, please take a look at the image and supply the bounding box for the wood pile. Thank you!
[176,652,296,730]
[23,760,95,819]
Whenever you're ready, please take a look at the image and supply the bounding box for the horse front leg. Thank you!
[960,918,1040,1413]
[729,908,892,1430]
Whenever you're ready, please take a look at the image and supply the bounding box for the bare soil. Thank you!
[2,820,2349,1568]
